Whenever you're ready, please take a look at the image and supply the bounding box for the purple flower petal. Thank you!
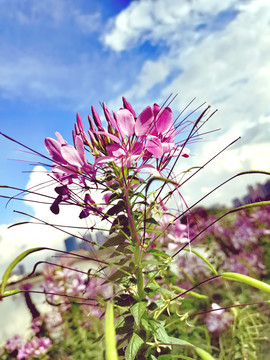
[116,109,135,137]
[74,134,87,163]
[106,143,126,157]
[156,107,173,134]
[135,106,154,136]
[91,106,103,129]
[153,103,161,117]
[122,97,136,117]
[45,137,67,164]
[76,112,84,132]
[61,144,84,167]
[145,138,163,158]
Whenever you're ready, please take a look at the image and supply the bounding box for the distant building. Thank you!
[232,179,270,206]
[64,231,108,253]
[79,233,93,252]
[65,237,79,252]
[96,231,106,245]
[11,264,25,276]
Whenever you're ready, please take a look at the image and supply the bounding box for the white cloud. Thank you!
[103,0,270,206]
[103,0,238,51]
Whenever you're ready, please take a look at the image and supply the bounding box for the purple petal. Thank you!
[61,144,84,167]
[131,141,144,155]
[91,106,102,129]
[161,142,174,154]
[103,102,117,128]
[137,164,160,176]
[79,208,90,219]
[92,130,120,143]
[84,193,95,205]
[156,107,173,134]
[55,132,67,145]
[116,109,135,137]
[171,146,190,158]
[122,97,136,117]
[76,112,84,132]
[94,156,114,165]
[145,138,163,158]
[45,137,66,164]
[106,143,126,157]
[74,134,87,164]
[50,195,61,214]
[88,115,95,131]
[180,147,190,158]
[153,103,161,117]
[135,106,154,136]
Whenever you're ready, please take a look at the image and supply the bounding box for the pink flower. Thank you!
[45,132,95,183]
[205,303,232,334]
[5,335,22,352]
[17,337,52,360]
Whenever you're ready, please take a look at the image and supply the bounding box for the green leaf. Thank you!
[148,249,170,259]
[131,301,148,326]
[221,272,270,293]
[105,301,118,360]
[166,337,194,348]
[106,268,132,283]
[141,259,162,267]
[1,247,45,296]
[103,234,126,248]
[141,318,151,332]
[125,333,144,360]
[144,218,160,225]
[195,347,215,360]
[107,200,125,216]
[149,319,170,345]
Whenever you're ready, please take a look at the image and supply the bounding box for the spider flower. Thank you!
[45,97,191,217]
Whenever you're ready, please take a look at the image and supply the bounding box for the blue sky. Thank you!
[0,0,270,225]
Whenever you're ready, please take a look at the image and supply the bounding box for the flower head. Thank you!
[17,337,52,360]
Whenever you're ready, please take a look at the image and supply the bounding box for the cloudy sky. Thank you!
[0,0,270,279]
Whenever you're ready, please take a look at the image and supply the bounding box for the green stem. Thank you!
[134,244,145,300]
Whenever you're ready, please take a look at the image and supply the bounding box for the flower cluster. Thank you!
[42,259,109,314]
[205,303,232,334]
[5,335,22,353]
[17,337,52,360]
[45,98,190,218]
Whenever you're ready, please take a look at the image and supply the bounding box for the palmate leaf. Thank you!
[102,234,126,248]
[125,333,144,360]
[1,247,46,297]
[131,301,148,326]
[107,200,126,216]
[144,218,160,226]
[147,249,170,259]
